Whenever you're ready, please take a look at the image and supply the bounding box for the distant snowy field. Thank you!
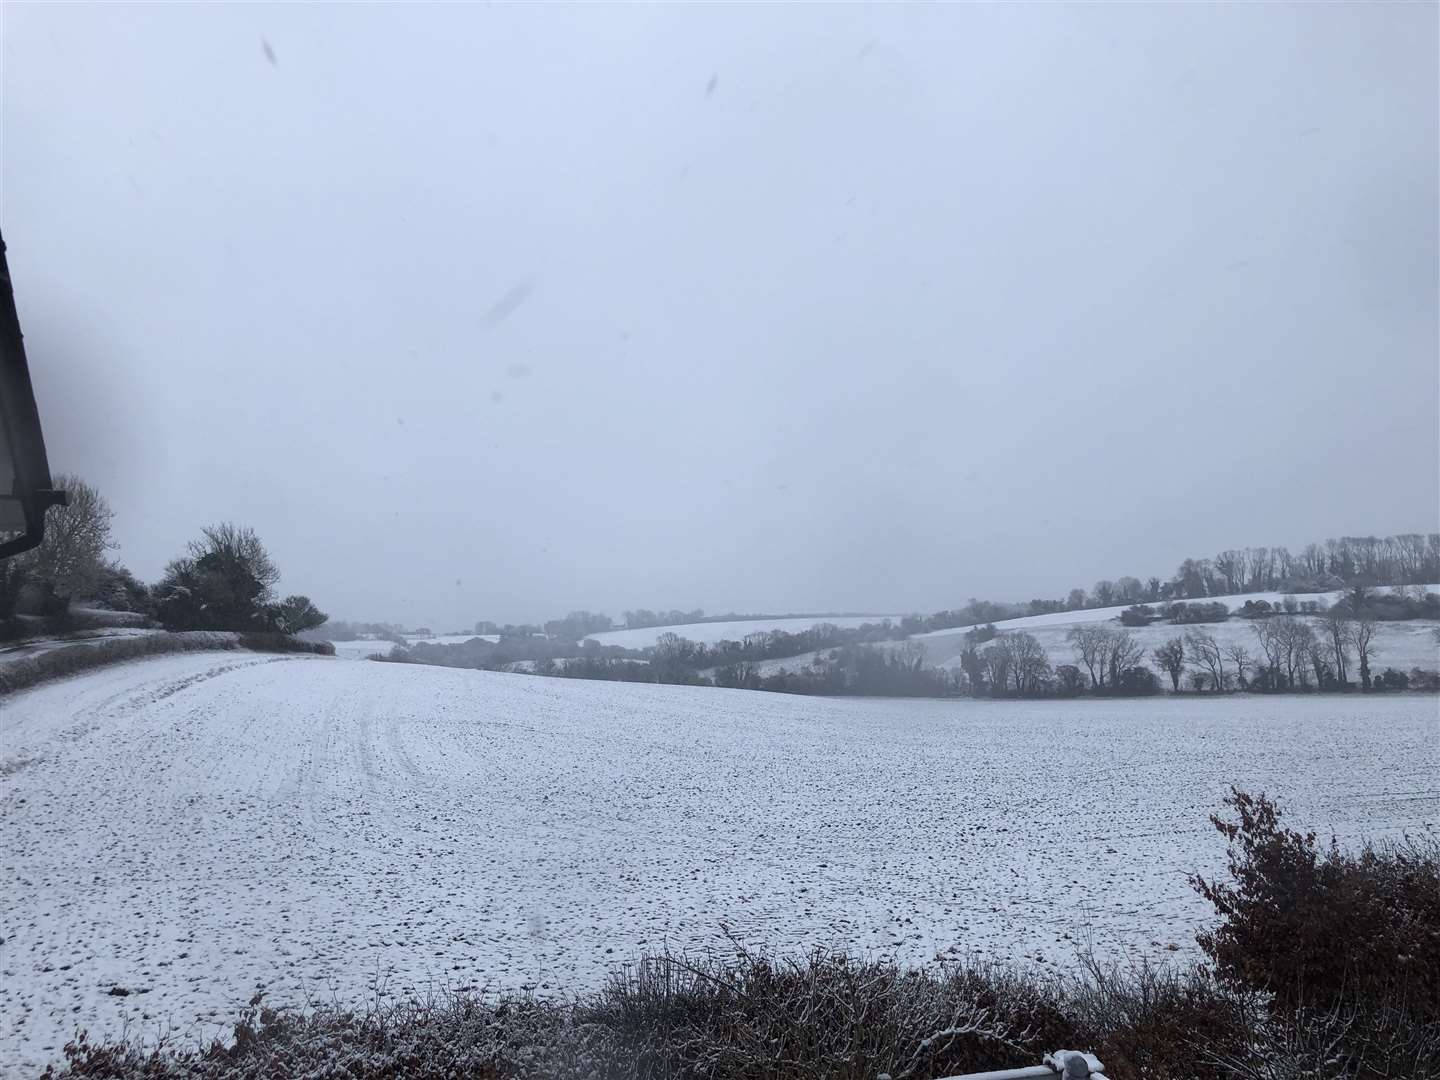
[910,587,1440,676]
[587,615,901,649]
[407,634,501,646]
[330,634,501,661]
[913,587,1438,638]
[330,638,398,660]
[917,619,1440,676]
[2,654,1437,1075]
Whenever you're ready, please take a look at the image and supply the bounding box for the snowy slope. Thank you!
[917,616,1440,676]
[330,638,399,661]
[911,587,1418,638]
[406,633,501,646]
[2,654,1437,1074]
[587,615,901,650]
[911,587,1440,676]
[330,635,499,662]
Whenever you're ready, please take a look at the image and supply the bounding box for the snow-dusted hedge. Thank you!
[0,632,333,696]
[42,944,1437,1080]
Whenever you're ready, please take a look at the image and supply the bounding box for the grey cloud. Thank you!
[3,2,1435,628]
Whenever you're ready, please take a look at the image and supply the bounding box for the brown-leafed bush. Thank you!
[1191,788,1440,1017]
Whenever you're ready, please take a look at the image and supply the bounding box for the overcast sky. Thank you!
[4,3,1436,628]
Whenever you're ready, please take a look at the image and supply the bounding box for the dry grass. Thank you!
[39,942,1440,1080]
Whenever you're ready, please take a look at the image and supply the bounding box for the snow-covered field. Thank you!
[587,615,901,650]
[720,617,1438,681]
[406,634,501,646]
[918,618,1440,677]
[912,587,1434,638]
[2,654,1437,1075]
[906,588,1440,679]
[329,638,399,661]
[330,634,503,662]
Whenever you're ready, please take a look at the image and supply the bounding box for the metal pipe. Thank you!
[934,1051,1108,1080]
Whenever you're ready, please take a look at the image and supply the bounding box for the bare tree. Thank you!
[1251,620,1284,687]
[1252,614,1316,689]
[992,631,1050,694]
[18,473,115,600]
[1213,549,1244,594]
[1222,642,1251,688]
[1116,576,1145,603]
[1103,628,1146,686]
[1352,615,1377,691]
[1277,617,1316,689]
[1321,608,1353,687]
[1091,579,1117,607]
[1184,629,1226,691]
[1067,624,1110,688]
[981,642,1012,693]
[1305,639,1331,689]
[1152,636,1186,691]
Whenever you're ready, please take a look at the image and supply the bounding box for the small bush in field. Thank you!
[1191,788,1440,1017]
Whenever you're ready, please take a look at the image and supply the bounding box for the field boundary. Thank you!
[0,631,334,697]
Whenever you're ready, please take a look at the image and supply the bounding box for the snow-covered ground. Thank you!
[329,638,400,661]
[912,587,1434,638]
[587,615,901,650]
[406,634,501,646]
[917,618,1440,676]
[908,588,1440,678]
[330,635,504,662]
[2,653,1437,1075]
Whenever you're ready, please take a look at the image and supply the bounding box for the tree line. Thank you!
[960,597,1435,700]
[453,588,1439,699]
[1027,532,1438,616]
[1,474,327,639]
